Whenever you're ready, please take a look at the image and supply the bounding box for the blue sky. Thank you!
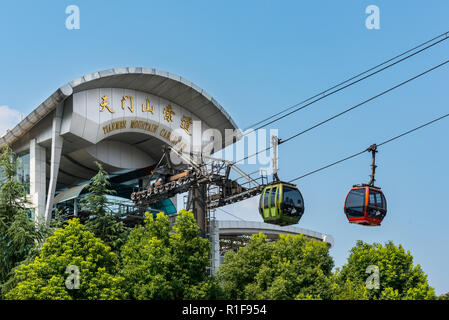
[1,1,448,294]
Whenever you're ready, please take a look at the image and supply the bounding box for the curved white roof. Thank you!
[0,67,238,148]
[216,220,334,248]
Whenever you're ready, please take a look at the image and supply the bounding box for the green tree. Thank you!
[82,161,129,252]
[0,145,46,296]
[330,272,369,300]
[335,240,436,300]
[217,233,335,300]
[439,292,449,300]
[121,210,222,299]
[5,218,126,300]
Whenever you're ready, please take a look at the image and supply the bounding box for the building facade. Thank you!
[0,67,238,223]
[209,220,334,274]
[1,67,333,261]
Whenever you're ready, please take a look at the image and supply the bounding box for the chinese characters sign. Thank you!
[99,94,192,135]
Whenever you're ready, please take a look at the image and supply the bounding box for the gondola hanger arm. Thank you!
[366,144,378,186]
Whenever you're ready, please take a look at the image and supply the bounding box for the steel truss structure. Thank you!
[131,145,272,236]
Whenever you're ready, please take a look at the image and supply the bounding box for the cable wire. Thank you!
[244,31,449,131]
[377,113,449,147]
[280,58,449,144]
[217,207,245,221]
[233,58,449,165]
[288,111,449,183]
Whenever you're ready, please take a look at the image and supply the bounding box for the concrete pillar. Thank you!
[210,219,220,275]
[44,104,64,224]
[29,139,46,223]
[188,185,207,237]
[73,198,78,217]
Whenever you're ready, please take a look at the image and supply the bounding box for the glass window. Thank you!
[381,193,387,210]
[270,187,277,207]
[283,187,303,208]
[345,188,365,217]
[369,193,375,205]
[375,192,383,208]
[17,152,30,194]
[263,188,270,209]
[150,198,177,215]
[282,186,304,217]
[367,189,386,218]
[369,190,385,209]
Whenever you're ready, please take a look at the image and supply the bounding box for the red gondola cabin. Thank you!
[344,185,387,226]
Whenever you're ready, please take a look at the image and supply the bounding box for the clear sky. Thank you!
[1,1,448,294]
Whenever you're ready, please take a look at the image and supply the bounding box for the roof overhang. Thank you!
[53,182,90,204]
[0,67,239,149]
[216,220,334,248]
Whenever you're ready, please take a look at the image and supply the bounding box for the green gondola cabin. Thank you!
[258,182,305,226]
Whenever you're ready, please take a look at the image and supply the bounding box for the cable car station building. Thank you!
[0,68,238,223]
[0,67,333,262]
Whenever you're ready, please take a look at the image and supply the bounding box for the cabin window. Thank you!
[345,188,365,217]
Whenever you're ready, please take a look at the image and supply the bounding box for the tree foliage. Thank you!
[330,272,369,300]
[334,240,436,300]
[216,233,334,300]
[439,292,449,300]
[0,148,441,301]
[82,161,129,252]
[5,218,126,300]
[0,145,46,296]
[121,210,222,299]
